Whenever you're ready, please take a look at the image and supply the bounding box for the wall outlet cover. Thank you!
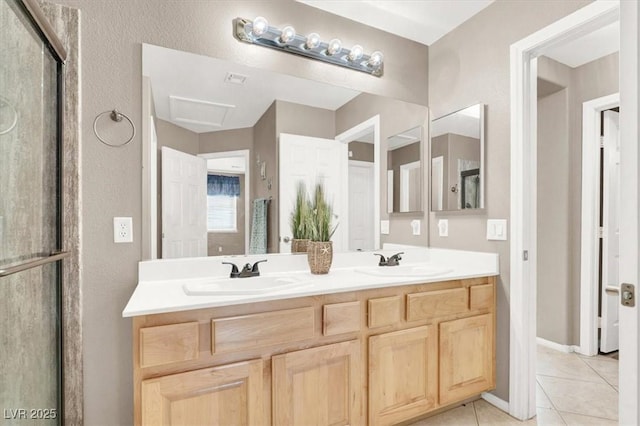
[411,219,421,236]
[438,219,448,237]
[114,217,133,243]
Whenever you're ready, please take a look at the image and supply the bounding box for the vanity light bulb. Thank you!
[280,25,296,43]
[348,44,364,62]
[326,38,342,56]
[368,50,384,68]
[252,16,269,37]
[305,32,321,49]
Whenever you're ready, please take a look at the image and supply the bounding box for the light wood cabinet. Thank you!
[369,326,438,426]
[133,277,496,425]
[272,340,363,425]
[439,313,495,405]
[140,359,264,426]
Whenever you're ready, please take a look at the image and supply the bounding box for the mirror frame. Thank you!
[429,103,485,213]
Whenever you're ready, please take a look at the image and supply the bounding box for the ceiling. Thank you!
[297,0,495,45]
[143,44,361,133]
[544,20,619,68]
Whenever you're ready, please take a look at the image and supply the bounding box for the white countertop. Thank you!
[122,246,499,317]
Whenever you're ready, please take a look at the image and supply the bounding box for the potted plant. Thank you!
[290,181,311,254]
[307,183,338,274]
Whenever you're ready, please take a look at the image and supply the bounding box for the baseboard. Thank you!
[481,392,509,413]
[536,337,575,353]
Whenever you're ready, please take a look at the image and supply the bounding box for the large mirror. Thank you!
[143,43,428,258]
[430,104,484,211]
[387,126,423,213]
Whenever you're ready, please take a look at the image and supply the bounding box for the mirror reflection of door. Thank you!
[387,126,423,213]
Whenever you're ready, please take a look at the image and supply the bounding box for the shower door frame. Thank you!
[2,0,81,424]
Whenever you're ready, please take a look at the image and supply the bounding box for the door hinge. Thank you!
[600,136,604,148]
[523,250,529,261]
[598,227,604,238]
[622,283,635,307]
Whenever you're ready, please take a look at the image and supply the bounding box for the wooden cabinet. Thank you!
[439,313,495,405]
[272,340,363,425]
[133,277,496,426]
[368,326,438,426]
[140,359,264,426]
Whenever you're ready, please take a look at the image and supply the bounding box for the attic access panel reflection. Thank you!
[430,104,484,212]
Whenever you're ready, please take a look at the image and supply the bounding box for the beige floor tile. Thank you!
[535,407,566,425]
[537,376,618,421]
[558,411,618,425]
[580,356,618,388]
[536,381,553,409]
[537,346,606,384]
[474,399,536,425]
[406,403,477,426]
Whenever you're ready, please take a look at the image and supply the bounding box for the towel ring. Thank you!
[0,96,18,135]
[93,109,135,147]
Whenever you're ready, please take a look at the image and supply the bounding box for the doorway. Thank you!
[508,0,640,422]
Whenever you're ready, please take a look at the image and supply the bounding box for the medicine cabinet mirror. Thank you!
[430,103,484,212]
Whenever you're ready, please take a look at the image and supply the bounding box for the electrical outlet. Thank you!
[114,217,133,243]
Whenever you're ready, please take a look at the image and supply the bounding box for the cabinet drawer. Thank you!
[406,288,468,321]
[470,283,494,311]
[139,322,199,368]
[212,307,315,353]
[323,301,361,336]
[368,296,402,328]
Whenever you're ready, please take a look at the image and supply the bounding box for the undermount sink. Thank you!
[354,264,452,278]
[183,275,311,296]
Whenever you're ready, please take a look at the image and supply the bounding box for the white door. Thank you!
[600,110,620,353]
[348,161,374,251]
[161,146,207,258]
[279,133,347,253]
[400,160,421,212]
[431,156,444,211]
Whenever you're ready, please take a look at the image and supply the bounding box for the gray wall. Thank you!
[537,87,572,344]
[536,53,619,346]
[336,92,430,245]
[43,0,429,423]
[349,141,374,162]
[427,0,591,401]
[199,126,253,154]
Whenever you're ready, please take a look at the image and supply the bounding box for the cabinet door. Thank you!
[141,359,264,426]
[439,313,495,405]
[272,339,363,426]
[368,325,438,426]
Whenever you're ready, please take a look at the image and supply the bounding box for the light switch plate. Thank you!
[487,219,507,241]
[380,220,390,235]
[411,220,421,236]
[438,219,448,237]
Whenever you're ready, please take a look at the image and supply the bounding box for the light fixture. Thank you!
[234,17,384,77]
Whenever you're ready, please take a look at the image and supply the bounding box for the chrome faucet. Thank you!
[373,252,404,267]
[222,260,267,278]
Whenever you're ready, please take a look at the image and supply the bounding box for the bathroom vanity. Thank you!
[124,248,498,425]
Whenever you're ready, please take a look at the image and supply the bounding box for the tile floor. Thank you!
[409,344,619,425]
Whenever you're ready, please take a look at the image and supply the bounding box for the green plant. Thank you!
[290,181,311,239]
[308,183,338,242]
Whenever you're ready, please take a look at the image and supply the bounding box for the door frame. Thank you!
[579,93,620,357]
[509,1,621,420]
[199,149,251,253]
[335,115,381,250]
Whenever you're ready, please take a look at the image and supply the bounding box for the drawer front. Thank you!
[406,288,468,321]
[470,283,494,311]
[212,307,315,353]
[323,301,361,336]
[140,322,199,368]
[368,296,402,328]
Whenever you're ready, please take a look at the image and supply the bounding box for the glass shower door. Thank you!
[1,0,65,423]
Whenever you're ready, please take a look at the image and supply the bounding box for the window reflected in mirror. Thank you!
[430,104,484,212]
